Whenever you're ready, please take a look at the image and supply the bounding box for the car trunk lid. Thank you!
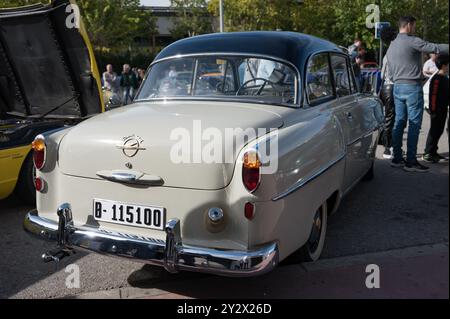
[58,101,284,190]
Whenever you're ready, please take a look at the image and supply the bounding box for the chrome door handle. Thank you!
[110,172,137,182]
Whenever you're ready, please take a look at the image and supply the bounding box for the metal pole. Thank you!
[219,0,224,33]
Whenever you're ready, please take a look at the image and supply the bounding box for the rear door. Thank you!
[329,53,369,191]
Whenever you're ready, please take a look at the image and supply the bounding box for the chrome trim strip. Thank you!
[137,52,301,107]
[133,97,296,109]
[24,210,279,277]
[347,127,380,147]
[272,154,346,202]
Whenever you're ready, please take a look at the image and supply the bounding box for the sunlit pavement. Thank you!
[73,244,448,299]
[0,113,448,299]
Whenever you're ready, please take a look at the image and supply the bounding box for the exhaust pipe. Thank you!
[42,248,74,263]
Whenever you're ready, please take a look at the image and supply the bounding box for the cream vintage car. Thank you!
[24,32,384,277]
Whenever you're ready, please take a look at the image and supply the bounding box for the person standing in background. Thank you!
[380,28,398,160]
[386,16,449,173]
[423,55,449,163]
[120,64,138,105]
[103,64,118,92]
[348,38,363,60]
[423,53,439,79]
[137,68,145,88]
[380,57,395,160]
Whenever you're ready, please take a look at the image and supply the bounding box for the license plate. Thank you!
[93,199,166,231]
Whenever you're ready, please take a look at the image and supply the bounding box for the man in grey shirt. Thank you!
[386,16,449,172]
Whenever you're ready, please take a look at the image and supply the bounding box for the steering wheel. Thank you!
[216,80,233,93]
[236,78,275,96]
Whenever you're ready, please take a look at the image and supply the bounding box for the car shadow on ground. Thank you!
[126,262,301,299]
[125,156,449,299]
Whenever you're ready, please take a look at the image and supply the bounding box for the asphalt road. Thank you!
[0,113,448,299]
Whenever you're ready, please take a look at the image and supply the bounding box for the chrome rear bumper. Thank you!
[23,205,279,277]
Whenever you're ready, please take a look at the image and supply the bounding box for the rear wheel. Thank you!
[298,203,328,262]
[15,153,36,206]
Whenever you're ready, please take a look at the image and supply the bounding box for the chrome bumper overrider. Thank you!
[23,204,279,277]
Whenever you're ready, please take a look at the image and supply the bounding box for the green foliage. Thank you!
[208,0,449,48]
[2,0,448,53]
[208,0,304,32]
[78,0,156,49]
[170,0,213,39]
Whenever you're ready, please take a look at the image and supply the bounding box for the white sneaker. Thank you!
[383,148,394,160]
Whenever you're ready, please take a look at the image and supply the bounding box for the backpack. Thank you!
[423,70,439,112]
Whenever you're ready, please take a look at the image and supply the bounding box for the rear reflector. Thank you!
[35,177,44,192]
[245,202,255,220]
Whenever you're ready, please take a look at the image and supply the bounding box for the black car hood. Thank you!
[0,0,103,119]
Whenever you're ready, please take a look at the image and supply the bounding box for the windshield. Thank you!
[136,56,298,106]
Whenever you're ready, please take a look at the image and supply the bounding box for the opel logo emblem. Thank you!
[117,135,146,158]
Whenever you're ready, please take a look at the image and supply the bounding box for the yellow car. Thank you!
[0,0,104,204]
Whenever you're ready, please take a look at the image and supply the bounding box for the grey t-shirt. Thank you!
[386,33,449,84]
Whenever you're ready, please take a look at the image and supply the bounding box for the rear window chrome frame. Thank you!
[135,52,302,109]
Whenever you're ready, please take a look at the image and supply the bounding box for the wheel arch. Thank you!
[326,190,342,215]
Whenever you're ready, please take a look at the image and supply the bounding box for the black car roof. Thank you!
[155,31,342,73]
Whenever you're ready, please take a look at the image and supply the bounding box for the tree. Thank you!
[331,0,449,49]
[207,0,449,49]
[170,0,213,39]
[78,0,156,50]
[208,0,304,32]
[405,0,449,43]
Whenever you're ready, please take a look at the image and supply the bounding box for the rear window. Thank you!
[136,56,298,106]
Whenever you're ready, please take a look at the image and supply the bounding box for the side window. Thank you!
[331,54,352,97]
[347,59,358,94]
[347,60,359,94]
[306,53,334,104]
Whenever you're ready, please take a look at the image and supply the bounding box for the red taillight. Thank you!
[32,136,46,170]
[242,150,261,193]
[245,202,255,220]
[35,177,44,192]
